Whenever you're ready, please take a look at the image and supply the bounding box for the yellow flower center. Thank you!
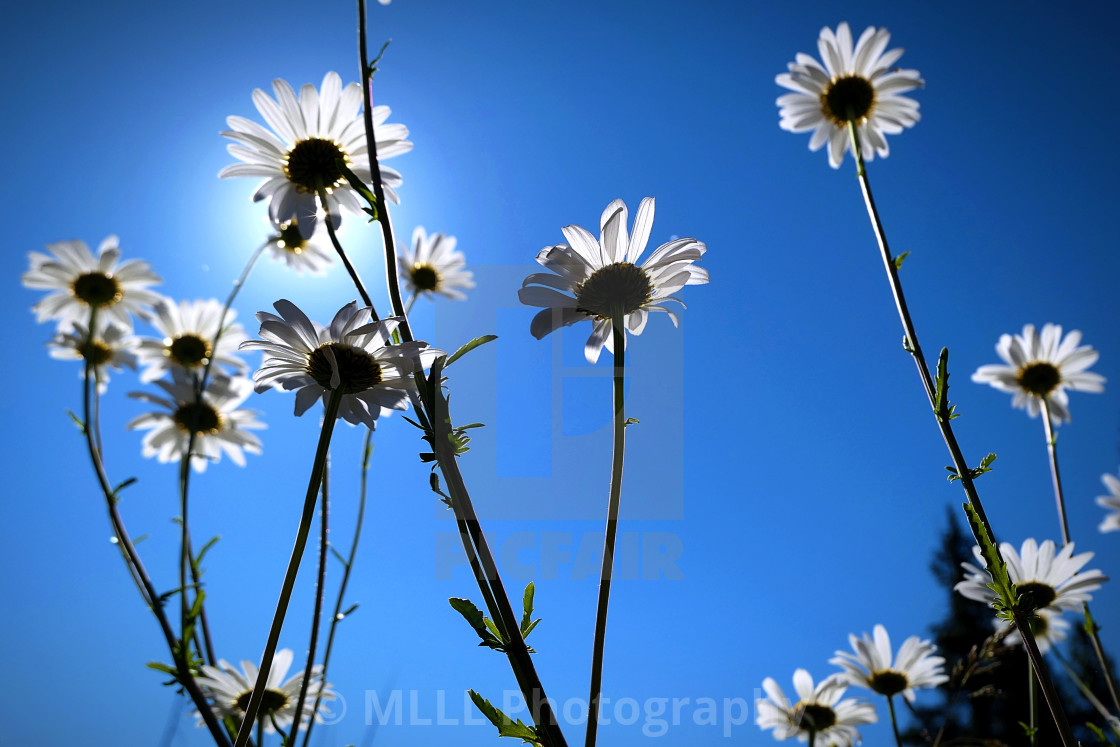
[409,262,441,292]
[167,334,212,368]
[72,272,123,307]
[173,402,223,435]
[306,343,383,394]
[821,75,876,125]
[276,220,309,254]
[80,339,114,366]
[575,262,653,320]
[284,138,349,193]
[1016,362,1061,397]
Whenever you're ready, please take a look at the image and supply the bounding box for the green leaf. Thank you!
[339,602,359,620]
[521,583,535,633]
[147,661,178,677]
[449,598,504,649]
[468,690,541,744]
[893,250,911,270]
[195,535,220,566]
[933,347,951,421]
[624,418,640,427]
[367,39,392,77]
[335,159,378,219]
[446,335,498,367]
[111,477,137,497]
[330,546,348,565]
[961,502,1016,616]
[66,409,87,432]
[483,616,505,644]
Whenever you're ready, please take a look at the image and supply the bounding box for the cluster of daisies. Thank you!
[757,625,946,745]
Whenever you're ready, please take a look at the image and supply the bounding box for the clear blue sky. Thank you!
[5,1,1120,745]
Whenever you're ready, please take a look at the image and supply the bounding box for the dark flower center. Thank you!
[1016,362,1061,397]
[168,334,212,368]
[277,220,308,253]
[1018,581,1057,612]
[173,402,222,435]
[284,138,348,193]
[1027,611,1050,638]
[868,670,909,697]
[307,343,382,394]
[80,339,114,366]
[821,75,876,124]
[234,687,289,716]
[72,272,123,307]
[575,262,653,320]
[795,702,837,731]
[409,263,440,292]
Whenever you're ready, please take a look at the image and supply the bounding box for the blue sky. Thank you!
[5,1,1120,745]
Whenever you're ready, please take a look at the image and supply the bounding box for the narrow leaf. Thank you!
[446,335,498,367]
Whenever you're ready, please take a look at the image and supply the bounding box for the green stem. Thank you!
[317,186,377,315]
[1028,657,1037,747]
[585,319,627,747]
[887,695,903,747]
[845,119,1076,746]
[287,454,330,747]
[302,430,373,747]
[1039,399,1120,716]
[234,388,344,747]
[80,308,233,747]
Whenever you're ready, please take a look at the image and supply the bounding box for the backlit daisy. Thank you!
[518,197,708,364]
[398,226,474,302]
[195,648,335,734]
[48,320,139,393]
[264,217,334,275]
[240,300,440,429]
[1097,469,1120,533]
[956,538,1107,615]
[830,624,947,702]
[756,669,876,745]
[136,298,247,382]
[23,236,162,332]
[127,370,263,472]
[971,323,1105,424]
[776,22,923,168]
[220,72,411,239]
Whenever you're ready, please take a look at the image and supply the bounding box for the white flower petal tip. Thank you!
[756,669,876,745]
[240,300,441,429]
[1098,469,1120,533]
[398,226,474,303]
[221,72,411,236]
[776,22,922,168]
[971,323,1105,425]
[830,624,948,702]
[519,197,708,364]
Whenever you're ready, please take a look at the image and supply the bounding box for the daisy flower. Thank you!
[22,236,162,332]
[830,624,948,702]
[127,370,263,472]
[1008,607,1071,654]
[136,298,248,383]
[776,22,923,168]
[220,71,411,239]
[1097,469,1120,533]
[756,669,876,745]
[956,538,1107,615]
[195,648,335,734]
[48,320,139,393]
[518,197,708,364]
[971,323,1105,424]
[264,217,334,275]
[398,226,474,302]
[240,300,440,429]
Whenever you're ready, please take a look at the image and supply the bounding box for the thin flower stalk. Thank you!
[356,5,566,744]
[302,430,372,747]
[1039,399,1120,715]
[845,119,1075,745]
[585,319,627,747]
[317,184,377,313]
[234,388,343,747]
[288,456,330,747]
[180,242,267,668]
[887,695,902,747]
[81,309,233,747]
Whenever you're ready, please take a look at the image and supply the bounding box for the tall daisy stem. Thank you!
[845,119,1075,746]
[1039,399,1120,715]
[234,389,344,747]
[585,319,627,747]
[287,454,330,747]
[80,308,233,747]
[1028,658,1037,746]
[302,430,373,747]
[886,695,903,747]
[318,186,377,315]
